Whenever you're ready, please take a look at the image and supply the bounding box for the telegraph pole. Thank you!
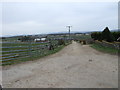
[66,26,72,40]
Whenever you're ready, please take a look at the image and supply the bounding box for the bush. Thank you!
[19,36,32,42]
[91,32,102,41]
[83,40,86,45]
[49,44,54,50]
[112,31,120,41]
[79,40,82,43]
[58,39,65,45]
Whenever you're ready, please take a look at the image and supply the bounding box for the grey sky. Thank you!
[1,2,118,36]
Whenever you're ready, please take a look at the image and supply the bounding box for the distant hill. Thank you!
[110,29,120,32]
[1,29,119,38]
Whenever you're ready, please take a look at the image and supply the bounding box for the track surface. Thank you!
[2,41,118,88]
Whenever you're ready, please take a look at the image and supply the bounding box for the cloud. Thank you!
[2,21,46,35]
[1,2,118,36]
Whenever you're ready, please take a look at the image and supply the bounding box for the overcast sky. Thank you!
[1,2,118,36]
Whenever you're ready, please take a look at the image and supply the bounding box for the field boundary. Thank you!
[1,40,71,65]
[94,40,120,49]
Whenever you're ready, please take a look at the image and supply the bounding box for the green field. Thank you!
[71,34,91,40]
[1,39,71,65]
[91,43,118,55]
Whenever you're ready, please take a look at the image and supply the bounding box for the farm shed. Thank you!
[34,38,47,42]
[34,38,41,42]
[41,38,46,41]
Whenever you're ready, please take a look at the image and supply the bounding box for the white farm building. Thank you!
[34,38,47,42]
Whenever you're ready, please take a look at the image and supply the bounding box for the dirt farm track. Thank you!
[1,41,118,88]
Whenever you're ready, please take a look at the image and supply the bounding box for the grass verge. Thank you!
[90,43,119,55]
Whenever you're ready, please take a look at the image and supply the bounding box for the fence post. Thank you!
[28,40,32,57]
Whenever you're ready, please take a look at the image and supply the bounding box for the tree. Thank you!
[91,32,102,41]
[19,36,32,42]
[101,27,115,42]
[112,31,120,41]
[91,32,98,40]
[58,39,65,45]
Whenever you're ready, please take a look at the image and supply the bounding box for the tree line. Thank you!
[91,27,120,42]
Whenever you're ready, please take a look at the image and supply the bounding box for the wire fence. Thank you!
[1,40,63,65]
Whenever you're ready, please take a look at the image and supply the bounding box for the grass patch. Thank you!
[91,43,119,54]
[71,35,91,40]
